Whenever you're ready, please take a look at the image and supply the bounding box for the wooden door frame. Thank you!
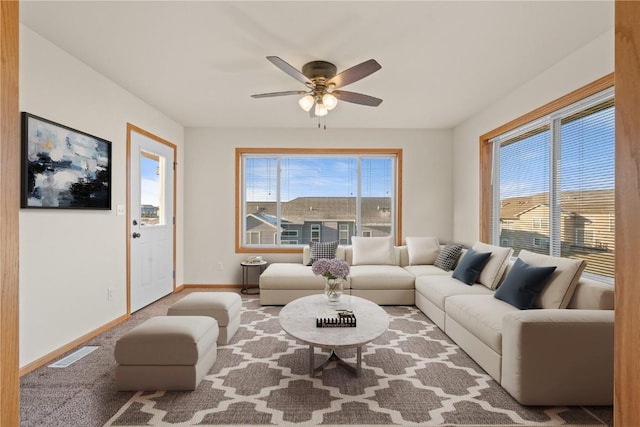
[126,123,177,314]
[614,1,640,424]
[3,3,639,425]
[0,2,20,425]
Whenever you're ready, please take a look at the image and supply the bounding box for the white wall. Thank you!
[452,30,614,246]
[183,128,453,284]
[19,26,185,367]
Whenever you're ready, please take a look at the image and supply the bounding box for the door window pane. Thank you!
[140,150,164,226]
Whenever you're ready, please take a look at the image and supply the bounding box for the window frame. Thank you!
[480,73,614,281]
[236,148,403,253]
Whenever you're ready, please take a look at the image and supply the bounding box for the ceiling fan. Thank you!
[251,56,383,118]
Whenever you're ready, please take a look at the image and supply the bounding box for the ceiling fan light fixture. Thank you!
[315,101,328,117]
[298,94,315,112]
[322,93,338,110]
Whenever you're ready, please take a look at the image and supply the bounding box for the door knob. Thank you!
[132,232,141,238]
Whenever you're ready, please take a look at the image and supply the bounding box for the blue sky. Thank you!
[245,156,393,202]
[499,106,614,199]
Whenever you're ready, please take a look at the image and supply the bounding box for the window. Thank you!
[237,148,401,251]
[140,151,165,226]
[310,224,321,242]
[483,77,614,281]
[247,231,260,244]
[280,229,299,245]
[339,224,350,245]
[532,217,547,230]
[533,237,549,248]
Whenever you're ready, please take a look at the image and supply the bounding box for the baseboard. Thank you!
[20,285,243,376]
[19,313,129,377]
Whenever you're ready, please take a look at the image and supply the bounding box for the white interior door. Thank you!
[129,129,175,312]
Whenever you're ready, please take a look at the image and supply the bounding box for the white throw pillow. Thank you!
[518,249,586,309]
[351,236,395,266]
[472,241,513,290]
[406,237,440,265]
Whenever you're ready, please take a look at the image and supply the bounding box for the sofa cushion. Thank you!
[259,263,325,290]
[414,274,494,311]
[518,249,586,309]
[303,245,348,266]
[567,278,614,310]
[307,240,338,265]
[404,264,451,277]
[446,295,519,354]
[434,243,463,271]
[352,236,395,266]
[452,248,492,285]
[115,316,218,366]
[472,242,513,290]
[494,258,557,309]
[405,237,440,265]
[349,265,415,290]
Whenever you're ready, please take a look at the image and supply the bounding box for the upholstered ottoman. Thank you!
[114,316,218,391]
[167,292,241,345]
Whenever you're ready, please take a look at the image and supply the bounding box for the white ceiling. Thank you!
[20,1,614,129]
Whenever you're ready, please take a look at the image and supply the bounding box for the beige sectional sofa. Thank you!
[259,238,614,406]
[259,244,425,305]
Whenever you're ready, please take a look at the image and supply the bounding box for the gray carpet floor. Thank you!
[20,290,613,426]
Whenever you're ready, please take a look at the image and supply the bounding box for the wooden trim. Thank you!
[126,124,178,313]
[615,1,640,424]
[479,74,615,244]
[19,314,128,377]
[126,128,132,313]
[0,1,20,424]
[235,147,404,252]
[395,149,403,246]
[480,73,614,143]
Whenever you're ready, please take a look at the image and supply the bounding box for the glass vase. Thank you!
[324,277,344,304]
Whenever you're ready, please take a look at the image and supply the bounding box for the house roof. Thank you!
[247,197,392,226]
[500,189,614,220]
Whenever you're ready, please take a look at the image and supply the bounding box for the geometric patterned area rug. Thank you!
[104,296,611,426]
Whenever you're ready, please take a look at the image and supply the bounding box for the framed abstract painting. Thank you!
[21,112,112,209]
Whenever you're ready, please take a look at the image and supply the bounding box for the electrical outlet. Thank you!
[107,288,113,301]
[217,261,224,271]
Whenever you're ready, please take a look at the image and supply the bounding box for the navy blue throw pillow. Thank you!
[494,258,557,309]
[452,248,492,285]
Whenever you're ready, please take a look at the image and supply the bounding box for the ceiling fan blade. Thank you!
[328,59,381,88]
[334,90,383,107]
[251,90,307,98]
[267,56,312,86]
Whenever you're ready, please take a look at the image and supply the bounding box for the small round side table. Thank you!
[240,260,267,294]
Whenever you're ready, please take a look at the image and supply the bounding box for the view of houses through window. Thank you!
[140,150,163,226]
[240,150,399,248]
[491,88,614,280]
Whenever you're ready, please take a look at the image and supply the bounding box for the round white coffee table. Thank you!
[279,294,389,377]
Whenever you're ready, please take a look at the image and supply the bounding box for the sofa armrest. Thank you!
[501,309,613,406]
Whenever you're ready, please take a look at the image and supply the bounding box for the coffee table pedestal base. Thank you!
[309,345,362,377]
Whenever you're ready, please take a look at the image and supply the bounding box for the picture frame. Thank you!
[21,112,112,210]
